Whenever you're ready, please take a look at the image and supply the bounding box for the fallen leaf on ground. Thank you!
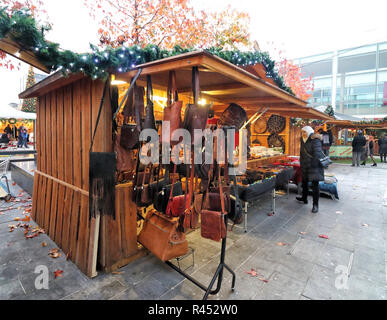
[22,215,30,222]
[362,223,369,227]
[8,225,16,232]
[14,217,20,221]
[49,248,62,258]
[53,270,63,279]
[247,269,258,277]
[41,242,47,247]
[277,242,288,246]
[12,182,16,186]
[267,212,275,216]
[299,232,307,235]
[112,271,124,275]
[259,278,269,283]
[319,234,329,239]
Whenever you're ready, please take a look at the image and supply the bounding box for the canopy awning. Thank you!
[0,104,37,120]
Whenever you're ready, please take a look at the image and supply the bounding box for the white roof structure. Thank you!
[0,104,36,120]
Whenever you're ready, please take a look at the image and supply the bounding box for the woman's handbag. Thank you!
[138,209,188,262]
[162,71,183,145]
[319,155,333,169]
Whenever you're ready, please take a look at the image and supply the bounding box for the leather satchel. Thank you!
[201,164,227,242]
[162,71,183,145]
[183,67,210,142]
[138,209,188,262]
[114,133,136,177]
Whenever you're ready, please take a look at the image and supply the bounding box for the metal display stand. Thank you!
[166,127,236,300]
[166,214,236,300]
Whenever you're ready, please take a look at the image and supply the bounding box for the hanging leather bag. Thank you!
[162,71,183,145]
[183,158,200,230]
[119,70,143,150]
[201,164,227,242]
[143,75,156,131]
[183,67,210,143]
[138,209,188,262]
[165,165,189,218]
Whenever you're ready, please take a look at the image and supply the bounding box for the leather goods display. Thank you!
[143,75,156,131]
[138,209,188,262]
[183,67,210,141]
[267,114,286,134]
[133,166,154,207]
[162,71,183,145]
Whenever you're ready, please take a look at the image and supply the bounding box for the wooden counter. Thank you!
[247,155,286,169]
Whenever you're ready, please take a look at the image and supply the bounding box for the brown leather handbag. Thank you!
[183,67,210,142]
[114,133,137,179]
[201,165,227,242]
[162,71,183,145]
[138,209,188,262]
[119,71,143,151]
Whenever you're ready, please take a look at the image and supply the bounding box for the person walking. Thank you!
[296,126,324,213]
[351,130,366,167]
[379,134,387,163]
[361,135,377,167]
[318,128,332,156]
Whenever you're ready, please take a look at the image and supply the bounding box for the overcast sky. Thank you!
[1,0,387,105]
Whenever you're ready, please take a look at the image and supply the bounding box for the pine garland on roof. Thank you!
[0,6,294,95]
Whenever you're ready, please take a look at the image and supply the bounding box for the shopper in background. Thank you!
[351,130,366,167]
[297,126,324,213]
[361,135,377,167]
[379,134,387,163]
[318,128,332,156]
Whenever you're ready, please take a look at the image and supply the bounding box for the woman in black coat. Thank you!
[296,126,324,213]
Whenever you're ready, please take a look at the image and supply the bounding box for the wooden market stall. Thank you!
[19,50,332,277]
[326,119,387,157]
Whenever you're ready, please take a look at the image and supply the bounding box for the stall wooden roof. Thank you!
[0,37,50,73]
[19,50,332,120]
[328,119,387,129]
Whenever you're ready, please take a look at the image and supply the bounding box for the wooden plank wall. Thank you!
[31,77,108,277]
[289,125,301,156]
[31,77,141,277]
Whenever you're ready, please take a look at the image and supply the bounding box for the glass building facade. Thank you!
[294,41,387,119]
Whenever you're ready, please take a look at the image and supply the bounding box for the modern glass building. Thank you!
[294,41,387,119]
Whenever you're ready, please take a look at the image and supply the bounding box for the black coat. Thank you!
[300,134,324,182]
[352,134,366,152]
[379,137,387,154]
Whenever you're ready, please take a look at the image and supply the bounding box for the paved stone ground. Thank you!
[0,163,386,300]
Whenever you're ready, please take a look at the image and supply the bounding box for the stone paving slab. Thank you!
[0,165,386,300]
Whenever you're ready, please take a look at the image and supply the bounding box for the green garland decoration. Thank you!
[0,7,294,95]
